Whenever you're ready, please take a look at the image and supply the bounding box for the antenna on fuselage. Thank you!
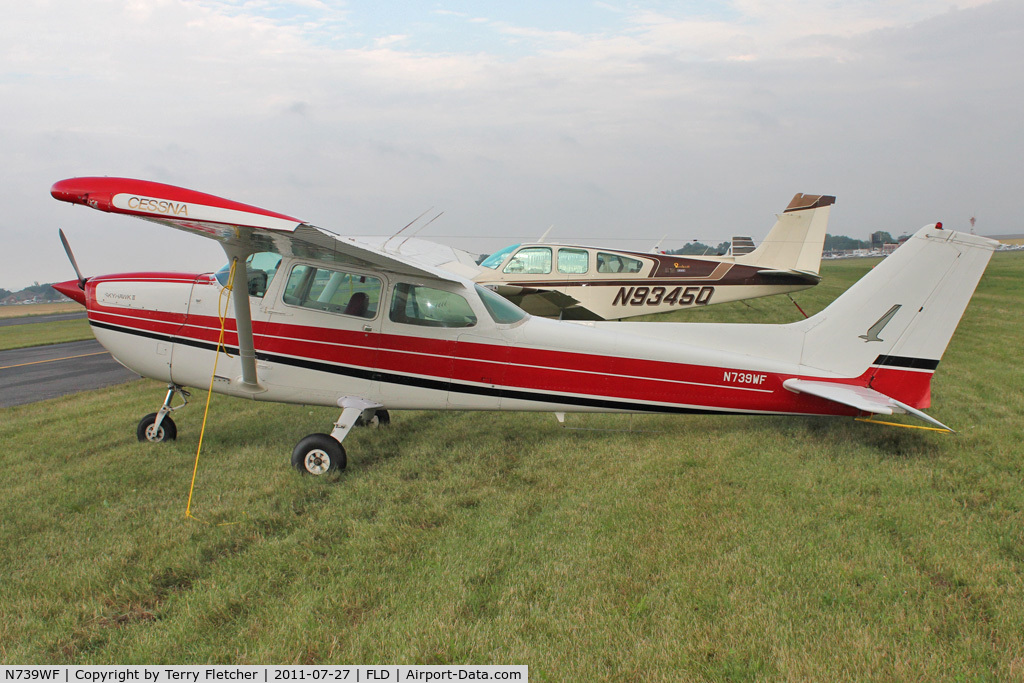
[536,225,554,243]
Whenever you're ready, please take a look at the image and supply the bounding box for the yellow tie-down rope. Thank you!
[185,258,246,525]
[855,415,953,433]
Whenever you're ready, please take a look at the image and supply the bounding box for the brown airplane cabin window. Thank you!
[282,264,382,319]
[503,247,552,275]
[596,252,644,274]
[557,248,589,274]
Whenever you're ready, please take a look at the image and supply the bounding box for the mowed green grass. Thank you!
[1,254,1022,679]
[0,318,93,351]
[0,301,93,351]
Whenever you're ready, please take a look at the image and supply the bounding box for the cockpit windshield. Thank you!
[214,252,282,298]
[475,285,528,324]
[479,244,520,270]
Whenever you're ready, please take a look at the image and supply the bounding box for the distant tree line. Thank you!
[824,234,871,251]
[825,232,912,251]
[667,241,732,256]
[0,282,67,303]
[664,234,902,256]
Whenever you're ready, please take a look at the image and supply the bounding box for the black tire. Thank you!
[356,409,391,428]
[137,413,177,442]
[291,433,346,475]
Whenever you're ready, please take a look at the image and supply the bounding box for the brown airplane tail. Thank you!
[735,193,834,275]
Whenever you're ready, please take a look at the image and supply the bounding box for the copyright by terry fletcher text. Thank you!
[1,667,526,683]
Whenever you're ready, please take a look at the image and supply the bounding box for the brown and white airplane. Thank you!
[461,193,834,320]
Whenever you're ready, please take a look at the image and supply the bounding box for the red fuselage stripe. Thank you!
[84,284,935,415]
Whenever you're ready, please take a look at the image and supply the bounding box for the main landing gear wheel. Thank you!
[137,413,177,442]
[292,434,347,475]
[356,409,391,427]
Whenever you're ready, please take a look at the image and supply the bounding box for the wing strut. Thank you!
[223,245,261,391]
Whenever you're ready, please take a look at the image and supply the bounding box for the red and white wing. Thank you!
[51,176,468,392]
[50,177,460,283]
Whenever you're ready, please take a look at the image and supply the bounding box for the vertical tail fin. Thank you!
[797,224,997,407]
[736,193,834,274]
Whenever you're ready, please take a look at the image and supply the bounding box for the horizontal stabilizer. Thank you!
[783,378,954,432]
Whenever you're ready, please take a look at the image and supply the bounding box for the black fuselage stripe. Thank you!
[90,321,940,414]
[871,354,940,370]
[89,320,725,415]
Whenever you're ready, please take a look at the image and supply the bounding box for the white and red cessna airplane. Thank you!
[51,177,995,475]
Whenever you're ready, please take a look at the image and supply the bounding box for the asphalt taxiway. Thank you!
[0,339,139,408]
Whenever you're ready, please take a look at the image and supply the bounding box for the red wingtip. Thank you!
[52,279,86,306]
[51,178,91,205]
[51,176,304,224]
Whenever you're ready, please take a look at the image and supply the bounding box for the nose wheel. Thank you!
[137,384,189,443]
[137,413,177,442]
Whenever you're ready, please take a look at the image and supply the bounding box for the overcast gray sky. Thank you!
[2,0,1020,291]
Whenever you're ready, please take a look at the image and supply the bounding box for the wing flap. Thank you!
[783,378,953,432]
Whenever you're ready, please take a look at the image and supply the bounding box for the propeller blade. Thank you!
[59,229,86,287]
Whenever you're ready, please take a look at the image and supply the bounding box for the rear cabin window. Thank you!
[390,283,477,328]
[282,264,382,319]
[557,248,589,274]
[503,247,552,275]
[596,252,644,274]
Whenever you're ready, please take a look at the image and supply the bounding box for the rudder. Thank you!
[796,224,996,407]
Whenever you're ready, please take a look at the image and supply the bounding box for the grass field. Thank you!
[0,302,82,318]
[0,302,92,351]
[1,254,1022,678]
[0,318,93,351]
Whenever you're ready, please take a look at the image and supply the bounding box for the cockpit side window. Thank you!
[215,252,282,298]
[503,247,552,275]
[281,264,382,319]
[389,283,477,328]
[475,285,527,324]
